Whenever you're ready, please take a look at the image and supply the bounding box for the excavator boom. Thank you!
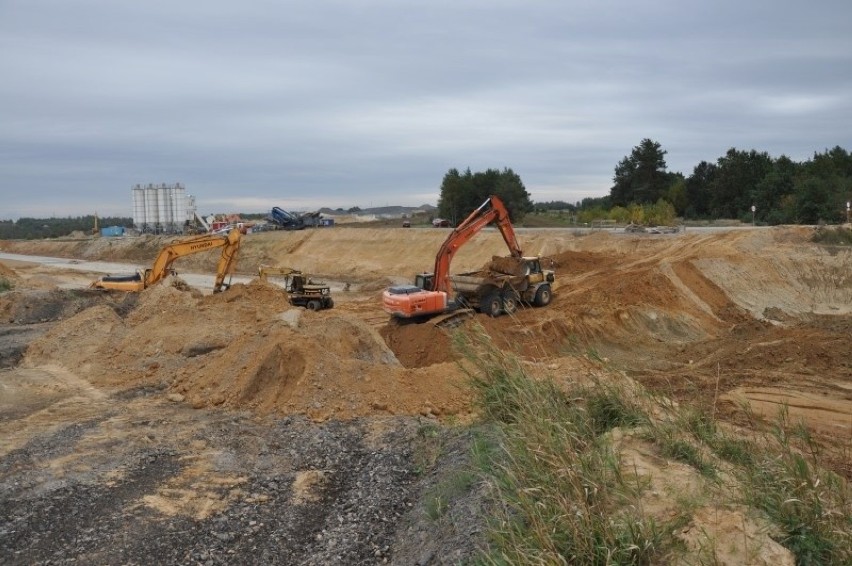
[431,195,521,295]
[211,229,242,292]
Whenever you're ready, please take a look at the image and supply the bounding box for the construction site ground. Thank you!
[0,225,850,565]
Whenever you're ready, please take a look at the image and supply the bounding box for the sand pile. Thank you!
[23,279,473,421]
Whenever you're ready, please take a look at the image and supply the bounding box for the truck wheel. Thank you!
[306,300,321,311]
[501,289,519,314]
[533,284,552,307]
[325,298,334,309]
[481,291,503,317]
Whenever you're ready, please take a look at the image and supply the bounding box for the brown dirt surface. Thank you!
[0,261,20,281]
[1,225,850,564]
[4,227,850,449]
[20,281,472,422]
[378,321,457,369]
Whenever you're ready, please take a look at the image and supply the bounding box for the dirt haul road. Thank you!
[0,225,850,565]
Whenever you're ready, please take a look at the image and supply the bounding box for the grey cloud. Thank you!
[1,0,851,218]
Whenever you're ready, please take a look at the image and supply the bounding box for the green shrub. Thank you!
[811,226,852,245]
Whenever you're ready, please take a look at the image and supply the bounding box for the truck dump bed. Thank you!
[449,256,531,295]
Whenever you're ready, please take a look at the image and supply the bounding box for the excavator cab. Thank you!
[289,274,305,293]
[524,258,555,283]
[414,273,434,290]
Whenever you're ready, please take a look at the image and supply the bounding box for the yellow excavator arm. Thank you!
[91,229,242,292]
[257,265,300,281]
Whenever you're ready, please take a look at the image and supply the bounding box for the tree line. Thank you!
[438,141,852,225]
[610,139,851,224]
[436,168,534,225]
[0,216,133,240]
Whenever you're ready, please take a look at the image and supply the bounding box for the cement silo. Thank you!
[132,185,147,228]
[132,183,187,233]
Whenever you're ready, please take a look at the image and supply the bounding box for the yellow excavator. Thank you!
[90,229,242,293]
[257,265,334,310]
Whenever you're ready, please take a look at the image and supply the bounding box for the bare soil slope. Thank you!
[1,225,850,564]
[3,226,850,466]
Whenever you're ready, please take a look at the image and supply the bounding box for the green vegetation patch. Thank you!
[455,327,665,564]
[453,324,852,565]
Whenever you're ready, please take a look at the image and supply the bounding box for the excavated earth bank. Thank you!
[1,225,850,564]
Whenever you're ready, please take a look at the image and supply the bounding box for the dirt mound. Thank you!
[24,305,125,375]
[486,256,528,277]
[169,312,470,420]
[549,249,623,274]
[201,279,292,310]
[379,322,457,368]
[22,280,473,421]
[0,288,134,325]
[0,261,19,281]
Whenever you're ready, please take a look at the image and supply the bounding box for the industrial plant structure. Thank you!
[131,183,190,233]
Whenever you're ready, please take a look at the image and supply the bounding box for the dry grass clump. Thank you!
[811,225,852,245]
[453,324,852,565]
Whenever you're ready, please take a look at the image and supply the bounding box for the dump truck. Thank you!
[448,255,554,315]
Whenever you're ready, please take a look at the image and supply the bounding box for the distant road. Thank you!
[0,252,256,292]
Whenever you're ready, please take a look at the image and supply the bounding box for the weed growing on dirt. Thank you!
[0,277,12,293]
[737,408,852,564]
[586,346,605,363]
[643,410,717,479]
[811,225,852,245]
[453,323,852,564]
[415,423,482,521]
[584,380,648,434]
[648,404,852,564]
[657,434,716,479]
[413,422,444,475]
[424,470,478,520]
[454,326,665,564]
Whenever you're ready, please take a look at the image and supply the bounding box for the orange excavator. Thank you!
[382,195,555,322]
[90,228,242,293]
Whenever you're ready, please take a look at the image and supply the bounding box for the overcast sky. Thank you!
[1,0,850,219]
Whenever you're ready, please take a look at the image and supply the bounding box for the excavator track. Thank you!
[429,309,474,328]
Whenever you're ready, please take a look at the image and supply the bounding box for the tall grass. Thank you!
[811,226,852,245]
[454,324,852,565]
[455,327,663,565]
[737,408,852,564]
